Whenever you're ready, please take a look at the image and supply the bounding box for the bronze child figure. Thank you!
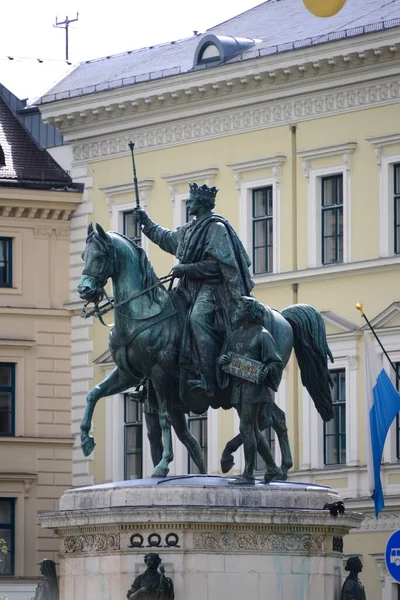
[217,296,283,484]
[127,553,174,599]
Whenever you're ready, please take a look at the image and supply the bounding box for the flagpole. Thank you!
[356,302,400,381]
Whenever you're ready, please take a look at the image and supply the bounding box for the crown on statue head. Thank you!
[189,182,218,201]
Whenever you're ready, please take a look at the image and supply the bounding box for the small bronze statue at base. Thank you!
[127,553,174,599]
[34,559,59,600]
[340,556,366,600]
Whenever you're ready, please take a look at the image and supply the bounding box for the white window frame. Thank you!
[379,153,400,257]
[366,133,400,257]
[162,167,219,229]
[227,155,286,276]
[298,143,356,268]
[100,180,154,255]
[300,336,359,471]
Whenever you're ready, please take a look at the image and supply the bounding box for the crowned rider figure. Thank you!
[133,183,255,397]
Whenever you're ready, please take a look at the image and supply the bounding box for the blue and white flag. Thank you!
[365,332,400,517]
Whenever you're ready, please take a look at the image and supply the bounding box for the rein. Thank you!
[81,273,175,327]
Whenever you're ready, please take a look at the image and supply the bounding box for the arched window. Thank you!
[198,43,220,64]
[0,145,5,168]
[193,34,258,69]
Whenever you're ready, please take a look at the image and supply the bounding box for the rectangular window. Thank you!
[252,187,273,275]
[255,426,275,472]
[123,211,141,246]
[324,369,346,465]
[0,364,15,436]
[0,499,15,576]
[188,412,207,474]
[0,238,12,287]
[124,395,143,480]
[394,164,400,254]
[321,175,343,265]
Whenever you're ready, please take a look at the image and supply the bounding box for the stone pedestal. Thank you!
[39,476,363,600]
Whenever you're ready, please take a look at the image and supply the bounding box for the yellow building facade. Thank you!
[0,92,82,598]
[38,2,400,597]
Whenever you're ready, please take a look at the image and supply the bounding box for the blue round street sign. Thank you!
[386,530,400,582]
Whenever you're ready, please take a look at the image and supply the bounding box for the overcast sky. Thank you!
[1,0,264,101]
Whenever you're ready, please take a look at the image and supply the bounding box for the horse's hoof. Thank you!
[263,468,282,484]
[152,465,169,478]
[270,468,285,482]
[228,475,255,485]
[81,435,95,457]
[220,454,235,474]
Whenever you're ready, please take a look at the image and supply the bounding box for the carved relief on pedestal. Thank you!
[193,531,324,553]
[64,533,120,554]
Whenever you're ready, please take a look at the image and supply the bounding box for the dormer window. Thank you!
[198,43,220,64]
[193,34,259,69]
[0,145,5,168]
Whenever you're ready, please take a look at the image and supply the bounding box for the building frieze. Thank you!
[69,75,400,165]
[40,39,400,143]
[355,512,400,532]
[192,531,325,553]
[0,205,74,221]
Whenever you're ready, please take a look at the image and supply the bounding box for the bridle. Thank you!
[80,232,174,327]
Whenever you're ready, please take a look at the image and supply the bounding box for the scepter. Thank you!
[128,141,140,209]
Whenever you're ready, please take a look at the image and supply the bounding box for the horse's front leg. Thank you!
[172,411,207,474]
[80,367,136,457]
[150,371,173,477]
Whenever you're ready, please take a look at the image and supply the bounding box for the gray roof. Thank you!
[0,95,81,191]
[39,0,400,104]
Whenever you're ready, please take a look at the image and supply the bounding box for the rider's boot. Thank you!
[188,373,215,397]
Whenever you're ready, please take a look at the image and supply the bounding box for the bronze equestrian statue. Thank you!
[77,181,334,482]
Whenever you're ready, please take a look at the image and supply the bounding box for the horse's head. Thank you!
[77,223,115,302]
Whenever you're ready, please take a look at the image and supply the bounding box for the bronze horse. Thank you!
[77,224,334,479]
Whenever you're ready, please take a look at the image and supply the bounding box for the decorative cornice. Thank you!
[366,132,400,165]
[99,179,154,213]
[0,472,37,499]
[70,76,399,164]
[161,167,218,202]
[367,301,400,329]
[320,311,361,333]
[0,338,36,347]
[41,40,400,136]
[227,155,287,190]
[252,253,400,288]
[0,205,73,221]
[298,142,357,179]
[357,511,400,532]
[297,142,357,161]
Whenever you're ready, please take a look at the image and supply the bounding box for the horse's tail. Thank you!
[281,304,334,422]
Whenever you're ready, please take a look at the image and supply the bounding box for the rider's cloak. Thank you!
[142,212,255,373]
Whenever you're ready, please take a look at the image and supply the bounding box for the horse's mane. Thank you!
[110,231,161,304]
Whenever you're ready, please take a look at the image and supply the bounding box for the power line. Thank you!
[54,13,79,61]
